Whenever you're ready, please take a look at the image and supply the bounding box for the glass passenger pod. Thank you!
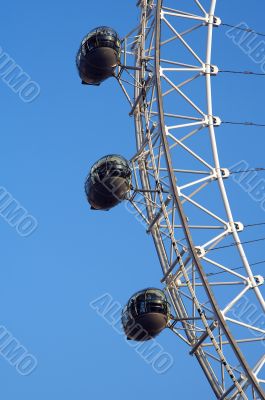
[76,26,121,85]
[122,288,170,341]
[85,155,131,211]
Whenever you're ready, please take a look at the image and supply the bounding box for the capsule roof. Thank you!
[127,288,167,303]
[90,154,130,176]
[81,26,120,45]
[122,288,170,318]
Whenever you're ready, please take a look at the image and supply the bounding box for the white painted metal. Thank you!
[116,1,265,398]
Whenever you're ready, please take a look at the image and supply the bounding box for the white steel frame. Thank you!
[116,1,265,399]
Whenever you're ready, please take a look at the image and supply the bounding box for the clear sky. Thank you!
[0,0,264,399]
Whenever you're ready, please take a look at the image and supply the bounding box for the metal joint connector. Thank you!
[248,275,264,288]
[202,64,219,75]
[220,168,230,179]
[195,246,206,258]
[204,115,222,127]
[227,221,244,233]
[206,14,222,26]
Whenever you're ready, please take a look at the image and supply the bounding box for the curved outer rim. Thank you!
[205,2,265,312]
[132,13,228,392]
[153,0,265,398]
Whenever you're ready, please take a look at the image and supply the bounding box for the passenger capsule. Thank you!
[85,154,131,211]
[122,288,170,341]
[76,26,121,85]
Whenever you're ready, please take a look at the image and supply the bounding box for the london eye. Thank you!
[77,1,265,398]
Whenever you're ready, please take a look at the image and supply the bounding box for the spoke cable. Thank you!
[244,222,265,228]
[209,237,265,252]
[219,70,265,76]
[230,168,265,174]
[192,261,265,280]
[223,121,265,127]
[221,23,265,38]
[204,260,265,279]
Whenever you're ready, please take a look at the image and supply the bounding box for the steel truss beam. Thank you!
[118,1,265,398]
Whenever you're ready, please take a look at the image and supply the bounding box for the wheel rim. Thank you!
[117,1,265,398]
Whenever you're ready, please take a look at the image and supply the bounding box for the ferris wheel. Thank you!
[76,1,265,398]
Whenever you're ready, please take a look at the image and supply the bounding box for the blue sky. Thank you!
[0,0,264,399]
